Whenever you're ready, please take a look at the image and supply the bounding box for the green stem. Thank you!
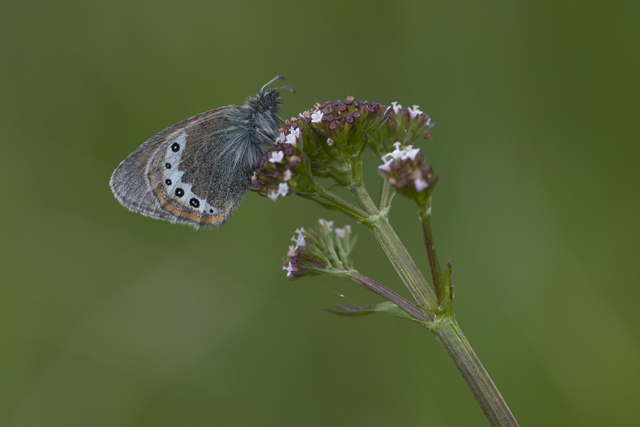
[419,197,446,304]
[297,184,367,223]
[350,272,428,322]
[433,317,519,427]
[378,179,392,211]
[350,184,436,310]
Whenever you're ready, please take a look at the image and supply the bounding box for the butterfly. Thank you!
[109,76,294,228]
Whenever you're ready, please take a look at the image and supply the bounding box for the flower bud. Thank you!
[282,220,356,280]
[369,102,435,158]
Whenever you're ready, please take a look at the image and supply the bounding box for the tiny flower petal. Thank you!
[409,105,423,119]
[283,261,295,277]
[335,228,346,238]
[404,146,421,161]
[326,138,334,146]
[269,151,284,163]
[292,228,306,250]
[378,158,394,171]
[344,225,351,234]
[275,132,286,144]
[277,182,289,197]
[285,127,302,146]
[283,170,293,181]
[268,190,279,202]
[414,178,428,192]
[311,110,324,123]
[318,219,334,231]
[391,101,402,114]
[285,133,298,146]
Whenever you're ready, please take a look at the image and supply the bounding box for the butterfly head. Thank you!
[254,89,284,114]
[248,75,295,114]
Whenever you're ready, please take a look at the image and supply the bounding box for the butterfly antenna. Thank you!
[272,85,295,93]
[261,75,285,93]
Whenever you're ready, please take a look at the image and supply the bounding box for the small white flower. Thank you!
[391,101,402,114]
[269,150,284,163]
[292,228,306,250]
[414,178,428,192]
[283,261,295,277]
[335,225,351,239]
[404,145,421,161]
[285,134,297,146]
[277,182,289,197]
[285,127,302,146]
[326,138,334,146]
[318,219,334,231]
[268,190,279,202]
[311,110,324,123]
[275,132,286,144]
[287,245,296,257]
[382,142,405,162]
[283,170,293,181]
[409,105,423,119]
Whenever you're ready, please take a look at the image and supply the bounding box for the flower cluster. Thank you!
[292,97,388,182]
[378,142,438,203]
[282,219,355,280]
[299,96,387,147]
[250,127,315,201]
[252,97,435,202]
[368,102,435,158]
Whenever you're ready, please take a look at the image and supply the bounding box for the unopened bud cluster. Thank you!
[368,102,435,158]
[282,219,355,280]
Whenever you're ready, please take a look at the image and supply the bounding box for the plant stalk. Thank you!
[433,317,519,427]
[350,184,437,312]
[419,196,446,304]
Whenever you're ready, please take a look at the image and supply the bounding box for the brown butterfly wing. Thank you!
[110,106,242,228]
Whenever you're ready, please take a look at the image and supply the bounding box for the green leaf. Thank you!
[324,302,426,325]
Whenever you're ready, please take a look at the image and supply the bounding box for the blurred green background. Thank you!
[1,1,638,425]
